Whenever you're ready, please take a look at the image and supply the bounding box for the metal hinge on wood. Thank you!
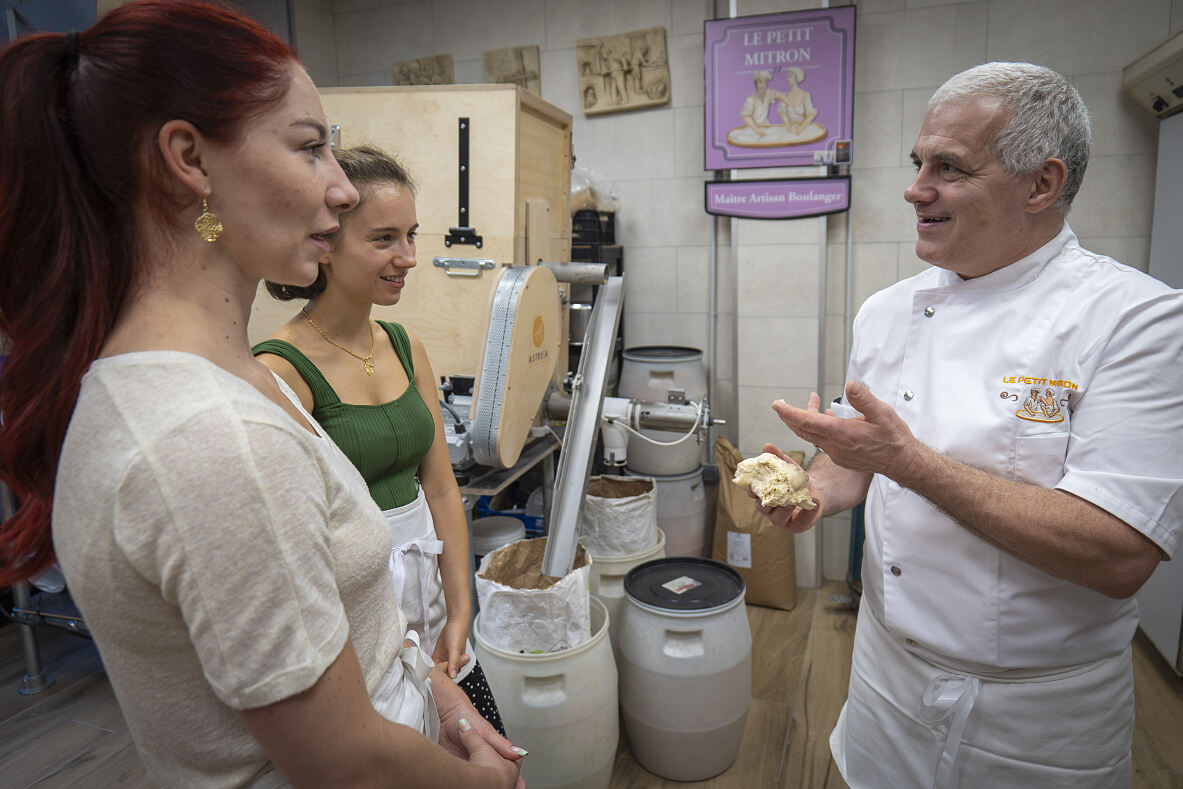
[445,117,483,249]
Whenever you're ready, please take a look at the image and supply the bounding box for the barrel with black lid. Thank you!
[617,557,752,781]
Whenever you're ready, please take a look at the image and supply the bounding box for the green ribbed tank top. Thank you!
[253,321,435,510]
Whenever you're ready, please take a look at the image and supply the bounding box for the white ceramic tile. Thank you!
[332,0,392,13]
[540,47,579,116]
[433,0,547,58]
[238,0,291,40]
[900,86,938,166]
[737,384,814,459]
[736,0,828,15]
[336,70,393,86]
[671,0,709,37]
[714,223,738,315]
[452,57,483,84]
[674,105,708,177]
[334,2,435,76]
[623,310,710,351]
[897,240,932,281]
[853,90,904,168]
[613,176,713,247]
[676,244,710,313]
[301,0,333,13]
[306,65,338,88]
[855,4,987,92]
[849,165,917,243]
[734,215,821,245]
[736,243,822,317]
[1075,235,1153,273]
[295,0,337,77]
[669,31,704,108]
[824,312,849,398]
[795,527,820,588]
[858,0,906,11]
[986,0,1169,75]
[851,242,902,314]
[1072,71,1158,158]
[570,107,677,182]
[544,0,672,51]
[736,315,817,388]
[622,246,679,312]
[824,241,849,316]
[1174,0,1183,32]
[821,514,852,582]
[1069,153,1156,238]
[712,314,736,391]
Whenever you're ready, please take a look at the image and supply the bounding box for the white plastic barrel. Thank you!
[585,529,666,658]
[474,596,618,789]
[617,558,751,782]
[471,516,526,565]
[618,346,706,475]
[626,465,707,558]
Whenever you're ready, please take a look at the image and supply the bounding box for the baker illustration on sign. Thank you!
[728,66,825,147]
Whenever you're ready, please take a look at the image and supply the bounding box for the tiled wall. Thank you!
[268,0,1182,584]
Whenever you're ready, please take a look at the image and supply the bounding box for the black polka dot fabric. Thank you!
[457,660,507,737]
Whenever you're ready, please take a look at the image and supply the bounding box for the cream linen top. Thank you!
[53,352,408,787]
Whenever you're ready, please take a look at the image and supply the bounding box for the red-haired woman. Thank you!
[0,2,524,786]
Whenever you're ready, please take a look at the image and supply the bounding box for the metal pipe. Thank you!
[13,581,53,695]
[547,391,718,433]
[540,261,608,284]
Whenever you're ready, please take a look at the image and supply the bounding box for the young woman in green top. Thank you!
[254,146,505,734]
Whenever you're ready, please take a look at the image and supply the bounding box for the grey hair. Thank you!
[929,62,1091,212]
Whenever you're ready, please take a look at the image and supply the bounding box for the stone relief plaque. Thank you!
[576,27,670,115]
[392,54,455,86]
[484,45,541,95]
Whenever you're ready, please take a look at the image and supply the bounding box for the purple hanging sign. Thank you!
[704,7,856,170]
[705,177,850,220]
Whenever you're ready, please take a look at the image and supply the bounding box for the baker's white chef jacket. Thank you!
[848,224,1183,670]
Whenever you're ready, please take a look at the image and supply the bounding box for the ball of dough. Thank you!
[733,452,815,510]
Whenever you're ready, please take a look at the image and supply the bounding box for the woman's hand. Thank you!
[431,619,472,680]
[433,666,527,764]
[453,718,526,789]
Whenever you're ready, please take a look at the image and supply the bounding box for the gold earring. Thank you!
[194,195,223,242]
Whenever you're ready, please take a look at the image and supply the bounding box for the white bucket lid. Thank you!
[472,516,526,556]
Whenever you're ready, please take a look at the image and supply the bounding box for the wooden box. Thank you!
[248,84,573,381]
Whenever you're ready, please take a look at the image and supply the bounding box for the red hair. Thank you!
[0,1,295,584]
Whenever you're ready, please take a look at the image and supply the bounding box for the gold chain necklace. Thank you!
[302,308,376,376]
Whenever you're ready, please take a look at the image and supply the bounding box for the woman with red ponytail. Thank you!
[0,2,525,786]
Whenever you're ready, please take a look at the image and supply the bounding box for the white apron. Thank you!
[831,603,1133,789]
[385,488,475,683]
[370,629,440,742]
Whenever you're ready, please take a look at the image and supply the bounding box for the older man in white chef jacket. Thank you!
[759,62,1183,788]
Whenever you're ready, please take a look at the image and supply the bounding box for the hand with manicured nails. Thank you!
[454,717,526,789]
[432,664,527,787]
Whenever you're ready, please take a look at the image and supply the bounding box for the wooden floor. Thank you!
[2,581,1181,788]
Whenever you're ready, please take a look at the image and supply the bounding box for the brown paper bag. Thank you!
[710,437,798,611]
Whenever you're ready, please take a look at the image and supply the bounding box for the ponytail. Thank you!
[0,1,295,584]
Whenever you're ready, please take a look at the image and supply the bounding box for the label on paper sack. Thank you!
[727,531,753,568]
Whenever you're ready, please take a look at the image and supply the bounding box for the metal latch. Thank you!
[445,117,483,248]
[667,386,687,405]
[433,257,495,277]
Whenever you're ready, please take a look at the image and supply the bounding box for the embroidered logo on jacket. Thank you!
[1000,376,1075,423]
